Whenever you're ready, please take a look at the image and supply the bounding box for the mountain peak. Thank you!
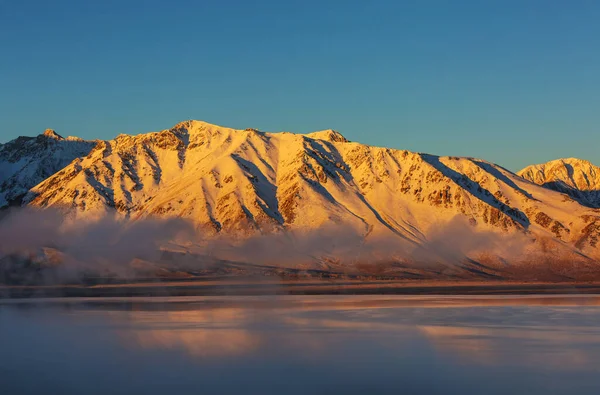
[518,157,600,208]
[166,121,349,144]
[1,131,96,208]
[172,120,228,131]
[42,129,63,140]
[519,157,600,178]
[546,157,596,167]
[304,129,348,143]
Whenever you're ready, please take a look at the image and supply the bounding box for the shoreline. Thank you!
[4,279,600,298]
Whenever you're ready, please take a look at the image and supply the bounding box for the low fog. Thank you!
[0,208,594,285]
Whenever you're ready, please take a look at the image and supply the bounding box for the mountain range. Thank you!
[2,120,600,281]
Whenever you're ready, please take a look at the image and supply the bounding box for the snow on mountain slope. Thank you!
[16,120,600,277]
[0,129,97,208]
[518,158,600,209]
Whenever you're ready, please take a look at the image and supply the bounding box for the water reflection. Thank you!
[2,295,600,394]
[122,308,260,357]
[419,324,600,368]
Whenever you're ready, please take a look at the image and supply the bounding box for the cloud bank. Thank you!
[0,208,593,284]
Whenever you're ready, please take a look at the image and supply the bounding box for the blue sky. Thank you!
[1,0,599,171]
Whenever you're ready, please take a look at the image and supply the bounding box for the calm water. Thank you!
[2,295,600,394]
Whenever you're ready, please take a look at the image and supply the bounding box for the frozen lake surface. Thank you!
[2,295,600,394]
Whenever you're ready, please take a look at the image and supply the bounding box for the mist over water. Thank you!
[0,207,570,283]
[2,295,600,394]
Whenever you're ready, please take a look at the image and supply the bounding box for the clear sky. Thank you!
[1,0,599,171]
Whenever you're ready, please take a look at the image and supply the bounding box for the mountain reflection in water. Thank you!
[2,295,600,394]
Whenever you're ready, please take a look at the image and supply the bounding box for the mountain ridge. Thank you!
[2,120,600,280]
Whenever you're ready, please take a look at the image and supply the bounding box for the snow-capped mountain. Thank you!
[0,129,97,208]
[8,120,598,279]
[518,158,600,208]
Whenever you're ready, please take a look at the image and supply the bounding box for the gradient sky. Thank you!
[1,0,599,171]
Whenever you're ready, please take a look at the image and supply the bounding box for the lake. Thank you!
[2,295,600,394]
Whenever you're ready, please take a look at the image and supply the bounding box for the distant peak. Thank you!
[172,120,225,130]
[556,157,597,167]
[304,129,348,143]
[520,158,598,172]
[42,129,63,140]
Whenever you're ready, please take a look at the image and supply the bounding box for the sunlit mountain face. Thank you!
[518,158,600,208]
[2,120,600,281]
